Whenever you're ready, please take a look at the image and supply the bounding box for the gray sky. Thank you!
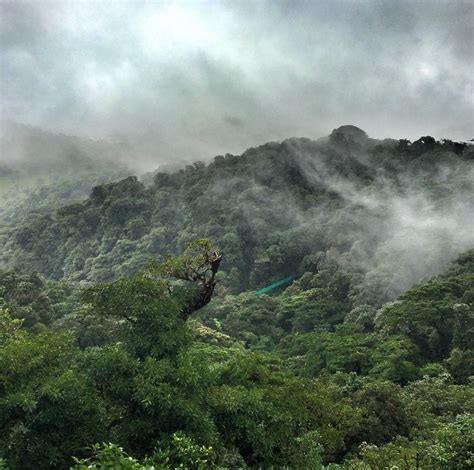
[1,0,473,169]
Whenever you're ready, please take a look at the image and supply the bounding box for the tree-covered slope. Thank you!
[1,121,473,466]
[2,127,473,308]
[0,243,472,469]
[0,122,131,234]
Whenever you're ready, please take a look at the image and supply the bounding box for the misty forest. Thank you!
[1,1,473,469]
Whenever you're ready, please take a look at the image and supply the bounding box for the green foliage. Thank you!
[350,439,429,470]
[83,274,188,359]
[151,432,216,469]
[348,414,474,469]
[278,326,419,384]
[375,276,473,361]
[198,292,281,349]
[0,129,473,468]
[447,347,474,384]
[0,330,104,469]
[290,431,325,468]
[351,381,415,446]
[404,375,474,424]
[0,270,80,329]
[0,246,472,468]
[72,435,216,470]
[71,443,154,469]
[0,308,22,345]
[428,414,474,469]
[207,352,362,465]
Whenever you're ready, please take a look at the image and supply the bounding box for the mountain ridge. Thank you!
[1,127,472,309]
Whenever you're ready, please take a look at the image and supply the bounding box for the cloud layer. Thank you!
[1,0,473,169]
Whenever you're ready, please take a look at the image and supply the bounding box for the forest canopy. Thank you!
[0,127,473,469]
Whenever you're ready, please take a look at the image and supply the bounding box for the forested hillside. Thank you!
[0,127,473,469]
[2,127,473,303]
[0,122,130,228]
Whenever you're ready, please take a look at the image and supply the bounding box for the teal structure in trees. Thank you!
[255,274,296,295]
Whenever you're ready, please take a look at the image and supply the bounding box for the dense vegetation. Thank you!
[0,122,130,234]
[2,127,472,303]
[0,126,473,468]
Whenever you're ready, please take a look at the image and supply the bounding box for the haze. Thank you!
[1,0,473,170]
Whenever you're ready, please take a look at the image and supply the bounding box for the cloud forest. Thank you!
[0,1,473,469]
[0,123,473,469]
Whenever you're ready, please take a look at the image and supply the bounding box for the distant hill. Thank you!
[0,121,131,180]
[0,121,131,227]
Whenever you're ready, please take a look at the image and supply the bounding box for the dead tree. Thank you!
[150,240,222,320]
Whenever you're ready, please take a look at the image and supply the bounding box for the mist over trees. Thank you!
[0,125,473,469]
[0,122,131,226]
[1,0,473,465]
[2,126,472,304]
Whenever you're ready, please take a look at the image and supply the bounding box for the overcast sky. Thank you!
[1,0,473,168]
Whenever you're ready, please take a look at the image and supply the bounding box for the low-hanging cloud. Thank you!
[1,0,473,171]
[198,128,474,303]
[285,136,474,303]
